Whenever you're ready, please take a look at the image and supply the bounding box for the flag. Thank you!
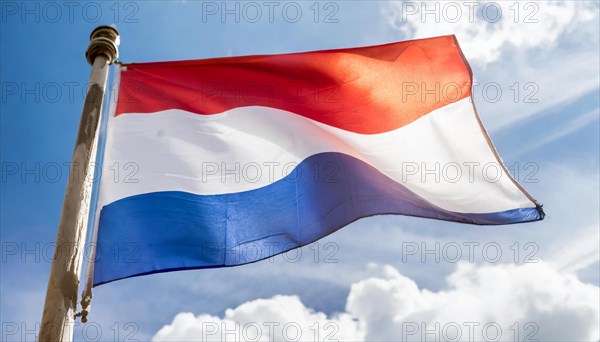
[91,35,543,286]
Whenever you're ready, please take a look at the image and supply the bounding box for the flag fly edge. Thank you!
[450,35,545,219]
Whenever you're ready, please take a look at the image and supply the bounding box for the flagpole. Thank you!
[39,25,120,342]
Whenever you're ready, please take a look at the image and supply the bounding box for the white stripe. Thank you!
[99,98,535,213]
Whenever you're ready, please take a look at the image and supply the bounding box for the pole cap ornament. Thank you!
[86,25,120,65]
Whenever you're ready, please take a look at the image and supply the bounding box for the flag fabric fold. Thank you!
[92,35,543,286]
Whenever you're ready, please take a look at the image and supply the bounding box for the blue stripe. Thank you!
[94,152,543,286]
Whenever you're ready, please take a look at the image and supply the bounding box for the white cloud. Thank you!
[152,295,364,341]
[349,263,599,341]
[386,1,598,67]
[154,262,599,341]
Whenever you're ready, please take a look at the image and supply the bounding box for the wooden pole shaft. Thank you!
[39,26,119,342]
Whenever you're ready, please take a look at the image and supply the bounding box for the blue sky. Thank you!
[1,1,599,341]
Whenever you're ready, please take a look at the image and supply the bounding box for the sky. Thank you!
[1,1,599,341]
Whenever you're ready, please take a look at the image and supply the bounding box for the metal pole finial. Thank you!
[86,25,120,65]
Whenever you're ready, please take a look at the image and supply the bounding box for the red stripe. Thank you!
[116,35,472,134]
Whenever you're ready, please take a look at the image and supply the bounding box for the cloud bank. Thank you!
[153,262,599,341]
